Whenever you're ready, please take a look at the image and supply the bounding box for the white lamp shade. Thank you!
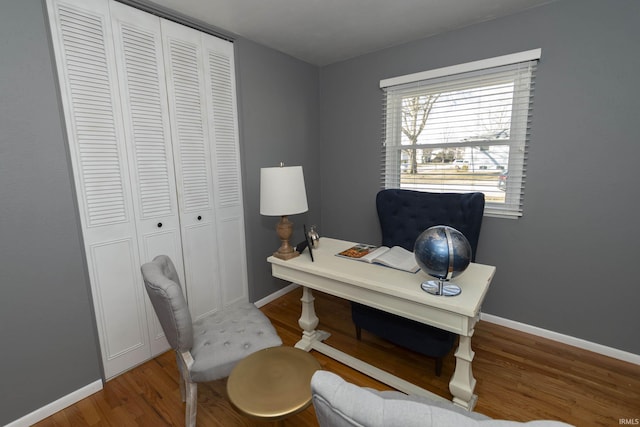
[260,165,309,216]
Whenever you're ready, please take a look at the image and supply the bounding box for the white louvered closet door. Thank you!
[109,2,183,356]
[48,0,247,378]
[203,35,249,306]
[46,0,151,378]
[162,20,222,321]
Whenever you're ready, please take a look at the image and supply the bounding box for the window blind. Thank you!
[380,50,540,218]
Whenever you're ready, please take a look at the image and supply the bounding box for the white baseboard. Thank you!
[480,313,640,366]
[256,283,640,366]
[254,283,299,308]
[6,379,103,427]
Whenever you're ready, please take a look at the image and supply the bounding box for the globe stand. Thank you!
[421,279,461,297]
[414,225,470,298]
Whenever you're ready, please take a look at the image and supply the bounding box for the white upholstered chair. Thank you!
[310,371,574,427]
[141,255,282,427]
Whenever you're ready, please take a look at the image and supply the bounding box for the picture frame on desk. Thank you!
[295,225,314,261]
[304,224,314,261]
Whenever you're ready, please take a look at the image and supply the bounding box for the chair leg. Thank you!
[355,325,362,340]
[179,374,186,402]
[176,353,186,402]
[185,381,198,427]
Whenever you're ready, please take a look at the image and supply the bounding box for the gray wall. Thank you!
[235,38,321,301]
[0,1,102,424]
[318,0,640,354]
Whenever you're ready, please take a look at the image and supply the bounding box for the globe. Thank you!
[413,225,472,296]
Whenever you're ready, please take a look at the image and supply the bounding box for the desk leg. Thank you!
[295,286,330,351]
[449,331,478,411]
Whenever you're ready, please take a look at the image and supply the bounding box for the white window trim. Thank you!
[380,49,541,89]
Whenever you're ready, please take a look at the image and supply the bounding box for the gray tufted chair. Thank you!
[141,255,282,427]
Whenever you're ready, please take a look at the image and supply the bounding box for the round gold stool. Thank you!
[227,346,321,425]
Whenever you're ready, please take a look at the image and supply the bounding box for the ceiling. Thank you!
[147,0,554,66]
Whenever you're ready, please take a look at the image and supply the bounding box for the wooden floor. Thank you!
[36,287,639,426]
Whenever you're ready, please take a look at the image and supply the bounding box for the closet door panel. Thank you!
[46,0,149,379]
[203,35,248,306]
[109,1,182,355]
[182,223,219,322]
[162,19,221,320]
[90,239,148,374]
[217,218,247,304]
[109,3,182,263]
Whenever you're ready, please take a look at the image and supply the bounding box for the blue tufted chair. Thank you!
[141,255,282,427]
[351,189,485,376]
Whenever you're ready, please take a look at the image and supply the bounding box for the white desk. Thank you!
[268,237,496,410]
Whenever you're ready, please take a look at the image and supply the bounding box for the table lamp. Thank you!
[260,164,308,260]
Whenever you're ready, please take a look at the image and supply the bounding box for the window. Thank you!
[380,49,540,218]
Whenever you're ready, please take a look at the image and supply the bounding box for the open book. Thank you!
[336,244,420,273]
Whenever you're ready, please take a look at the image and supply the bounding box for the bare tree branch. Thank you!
[400,95,439,173]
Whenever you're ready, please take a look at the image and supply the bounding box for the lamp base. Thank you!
[273,249,299,260]
[421,280,461,297]
[273,215,299,260]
